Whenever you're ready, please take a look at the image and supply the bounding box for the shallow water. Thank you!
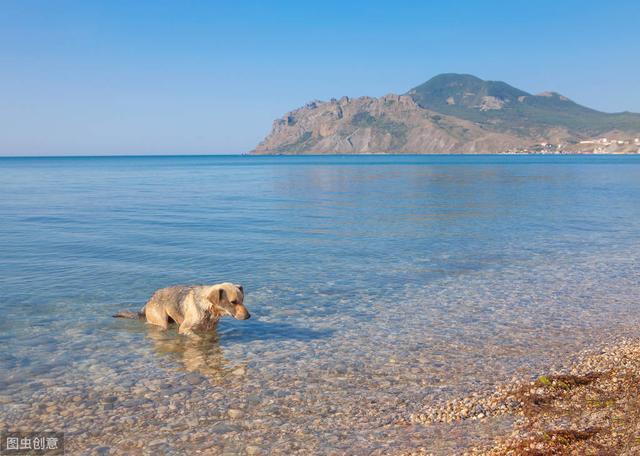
[1,155,640,455]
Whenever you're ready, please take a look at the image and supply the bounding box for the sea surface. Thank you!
[1,154,640,455]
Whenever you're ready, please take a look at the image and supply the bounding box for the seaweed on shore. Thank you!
[403,338,640,456]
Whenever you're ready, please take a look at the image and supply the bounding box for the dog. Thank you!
[114,283,250,336]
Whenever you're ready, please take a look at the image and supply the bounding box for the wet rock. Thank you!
[121,398,147,407]
[101,395,118,404]
[232,367,247,377]
[228,409,244,419]
[185,374,204,385]
[186,417,199,427]
[211,423,241,434]
[331,363,348,375]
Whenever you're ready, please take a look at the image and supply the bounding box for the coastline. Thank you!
[2,152,640,159]
[401,336,640,455]
[249,151,640,156]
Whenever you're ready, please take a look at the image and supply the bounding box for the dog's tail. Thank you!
[113,309,145,319]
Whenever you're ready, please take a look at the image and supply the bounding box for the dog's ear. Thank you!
[208,288,225,306]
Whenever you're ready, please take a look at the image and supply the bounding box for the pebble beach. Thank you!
[404,337,640,455]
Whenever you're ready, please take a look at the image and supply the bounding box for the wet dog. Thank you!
[114,283,249,336]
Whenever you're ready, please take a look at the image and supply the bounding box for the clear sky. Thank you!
[1,0,639,156]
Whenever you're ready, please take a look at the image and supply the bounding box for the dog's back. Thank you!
[113,286,188,319]
[146,285,193,310]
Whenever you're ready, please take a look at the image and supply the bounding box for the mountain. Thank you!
[408,74,640,135]
[252,74,640,154]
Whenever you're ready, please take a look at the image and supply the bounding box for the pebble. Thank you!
[227,409,244,419]
[185,375,204,385]
[232,367,247,377]
[148,438,167,447]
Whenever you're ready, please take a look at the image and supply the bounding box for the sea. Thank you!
[1,154,639,454]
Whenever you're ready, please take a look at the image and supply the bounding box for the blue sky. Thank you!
[1,0,639,155]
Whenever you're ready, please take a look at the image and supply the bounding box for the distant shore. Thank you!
[250,151,640,156]
[401,337,640,455]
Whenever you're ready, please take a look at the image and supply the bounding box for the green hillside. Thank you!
[407,74,640,136]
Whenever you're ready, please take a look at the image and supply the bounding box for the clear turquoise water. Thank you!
[1,155,640,454]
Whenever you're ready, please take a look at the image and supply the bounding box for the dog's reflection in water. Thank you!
[145,327,243,383]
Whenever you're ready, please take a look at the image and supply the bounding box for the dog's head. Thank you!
[208,283,250,320]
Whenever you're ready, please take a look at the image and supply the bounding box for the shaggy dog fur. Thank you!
[114,283,249,336]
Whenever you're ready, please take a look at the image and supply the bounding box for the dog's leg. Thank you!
[178,321,200,338]
[166,308,184,326]
[144,302,169,330]
[177,291,202,337]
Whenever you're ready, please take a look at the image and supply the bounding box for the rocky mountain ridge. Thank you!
[252,74,640,154]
